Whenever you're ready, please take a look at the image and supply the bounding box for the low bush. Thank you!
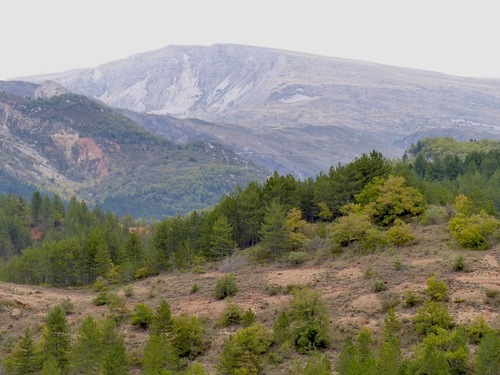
[402,290,422,308]
[214,274,238,300]
[448,212,500,250]
[130,302,154,329]
[217,324,272,375]
[218,301,243,327]
[424,275,448,302]
[242,308,256,327]
[283,251,309,265]
[373,280,388,293]
[466,316,494,344]
[413,301,454,336]
[452,255,466,272]
[385,219,415,246]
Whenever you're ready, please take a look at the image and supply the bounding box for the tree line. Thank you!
[1,140,499,286]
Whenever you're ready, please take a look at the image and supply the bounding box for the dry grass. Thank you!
[0,222,498,373]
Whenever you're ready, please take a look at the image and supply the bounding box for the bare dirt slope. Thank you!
[0,223,498,373]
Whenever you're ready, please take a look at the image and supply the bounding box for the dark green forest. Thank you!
[0,137,499,374]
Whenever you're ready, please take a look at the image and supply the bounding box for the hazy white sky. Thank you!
[2,0,499,80]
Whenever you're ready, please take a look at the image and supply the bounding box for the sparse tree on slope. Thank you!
[41,305,71,371]
[4,327,40,375]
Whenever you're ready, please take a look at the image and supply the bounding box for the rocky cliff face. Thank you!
[22,44,500,177]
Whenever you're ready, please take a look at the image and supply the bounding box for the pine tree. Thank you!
[69,316,102,374]
[273,311,290,346]
[376,337,401,375]
[41,356,62,375]
[336,329,376,375]
[31,191,42,227]
[100,320,129,375]
[415,343,451,375]
[151,300,173,336]
[85,228,110,283]
[4,327,40,375]
[41,305,71,371]
[93,241,112,280]
[209,214,236,260]
[377,308,402,375]
[336,337,358,375]
[259,200,288,257]
[122,231,143,263]
[143,334,178,374]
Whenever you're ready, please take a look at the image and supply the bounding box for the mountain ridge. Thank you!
[19,44,500,177]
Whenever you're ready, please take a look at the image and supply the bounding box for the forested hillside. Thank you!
[0,87,268,218]
[0,138,499,374]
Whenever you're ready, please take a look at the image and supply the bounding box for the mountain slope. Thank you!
[0,224,498,372]
[0,81,268,218]
[22,44,500,177]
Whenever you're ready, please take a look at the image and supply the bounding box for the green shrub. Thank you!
[217,324,272,375]
[363,265,377,279]
[402,290,422,308]
[452,255,466,272]
[60,298,74,315]
[93,289,109,306]
[359,228,388,252]
[242,308,257,327]
[412,327,469,375]
[134,267,150,280]
[273,311,291,347]
[385,219,415,246]
[413,301,454,336]
[185,361,206,375]
[424,275,448,302]
[484,288,500,306]
[331,211,381,252]
[466,316,494,344]
[284,251,309,265]
[92,276,108,292]
[373,280,388,293]
[335,328,377,375]
[393,258,403,270]
[106,292,128,322]
[420,205,449,225]
[474,331,500,375]
[190,284,200,294]
[265,284,288,296]
[289,287,331,352]
[123,285,134,297]
[218,301,243,327]
[130,302,154,329]
[151,300,173,336]
[214,274,238,300]
[448,212,500,249]
[171,314,206,359]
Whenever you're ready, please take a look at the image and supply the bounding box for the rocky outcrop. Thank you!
[34,80,71,99]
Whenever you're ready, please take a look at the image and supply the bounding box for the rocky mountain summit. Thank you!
[23,44,500,177]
